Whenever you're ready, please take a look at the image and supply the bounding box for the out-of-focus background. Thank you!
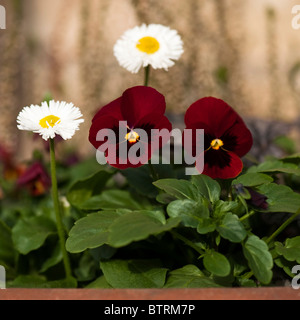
[1,0,300,160]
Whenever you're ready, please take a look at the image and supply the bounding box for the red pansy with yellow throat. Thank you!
[184,97,253,179]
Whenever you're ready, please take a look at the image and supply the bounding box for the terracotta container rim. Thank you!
[0,286,299,300]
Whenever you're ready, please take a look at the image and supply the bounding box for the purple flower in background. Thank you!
[17,161,51,196]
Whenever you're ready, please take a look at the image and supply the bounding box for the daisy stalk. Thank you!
[144,65,151,87]
[49,137,72,279]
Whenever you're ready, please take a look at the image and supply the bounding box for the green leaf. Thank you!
[167,199,209,228]
[275,236,300,263]
[274,256,296,278]
[66,157,106,187]
[0,219,16,266]
[156,192,177,205]
[8,275,77,288]
[164,265,222,288]
[242,235,273,284]
[66,211,123,253]
[66,209,179,252]
[122,165,159,198]
[40,243,63,273]
[8,275,48,288]
[100,259,168,288]
[274,136,297,154]
[12,217,56,255]
[66,170,112,208]
[123,164,176,198]
[281,153,300,165]
[232,173,273,187]
[196,218,216,234]
[153,179,198,200]
[80,190,147,211]
[216,212,247,243]
[191,175,221,203]
[74,251,97,281]
[108,211,180,248]
[213,200,239,218]
[85,276,112,288]
[257,183,300,213]
[203,250,231,277]
[247,160,300,176]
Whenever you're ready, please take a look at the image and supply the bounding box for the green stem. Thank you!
[49,138,72,279]
[266,209,300,245]
[228,189,233,201]
[171,230,205,256]
[242,271,253,280]
[148,161,159,181]
[144,65,150,86]
[239,210,256,222]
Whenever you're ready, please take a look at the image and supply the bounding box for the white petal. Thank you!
[113,24,184,73]
[16,100,84,140]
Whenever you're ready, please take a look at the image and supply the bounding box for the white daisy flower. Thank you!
[113,24,184,73]
[17,100,84,141]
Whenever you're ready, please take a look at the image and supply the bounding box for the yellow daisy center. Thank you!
[39,115,61,129]
[125,130,140,143]
[210,139,224,150]
[136,36,160,54]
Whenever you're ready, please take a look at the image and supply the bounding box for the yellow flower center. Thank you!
[210,139,224,150]
[39,115,61,129]
[125,130,140,143]
[136,36,160,54]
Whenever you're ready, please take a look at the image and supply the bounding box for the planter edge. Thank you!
[0,287,299,300]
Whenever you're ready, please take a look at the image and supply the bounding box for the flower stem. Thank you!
[265,209,300,245]
[49,138,72,279]
[171,230,205,256]
[144,65,150,86]
[239,210,256,222]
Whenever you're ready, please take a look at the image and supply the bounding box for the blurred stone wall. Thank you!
[1,0,300,159]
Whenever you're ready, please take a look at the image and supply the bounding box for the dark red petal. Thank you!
[108,114,172,169]
[184,97,243,138]
[134,113,172,151]
[107,140,151,169]
[91,97,123,123]
[182,123,210,158]
[135,113,172,132]
[108,161,144,170]
[17,162,49,185]
[89,115,125,150]
[121,86,166,128]
[198,150,243,179]
[222,122,253,157]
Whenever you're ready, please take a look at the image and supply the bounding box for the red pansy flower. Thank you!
[184,97,253,179]
[17,161,51,196]
[89,86,172,169]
